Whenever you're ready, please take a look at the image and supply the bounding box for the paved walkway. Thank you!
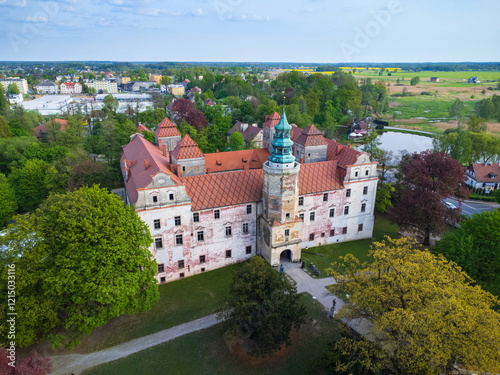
[50,314,220,375]
[50,263,367,374]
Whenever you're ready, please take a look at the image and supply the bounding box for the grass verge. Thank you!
[82,293,347,375]
[301,215,400,278]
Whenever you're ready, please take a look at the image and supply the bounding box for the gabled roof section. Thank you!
[295,124,328,147]
[181,169,263,210]
[155,116,180,138]
[263,111,281,128]
[205,149,269,173]
[121,134,182,204]
[299,160,343,194]
[326,139,361,168]
[137,123,150,133]
[171,134,204,160]
[469,163,500,183]
[242,126,262,141]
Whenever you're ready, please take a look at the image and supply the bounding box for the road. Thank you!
[445,198,499,217]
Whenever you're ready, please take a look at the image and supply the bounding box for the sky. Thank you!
[0,0,499,63]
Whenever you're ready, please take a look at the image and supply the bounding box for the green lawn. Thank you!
[357,70,500,82]
[57,262,245,354]
[83,293,346,375]
[301,215,400,278]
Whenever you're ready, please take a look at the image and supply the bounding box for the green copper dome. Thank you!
[269,108,295,164]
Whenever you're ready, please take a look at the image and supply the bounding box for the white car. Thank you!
[445,202,457,209]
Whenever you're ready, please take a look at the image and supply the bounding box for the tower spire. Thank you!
[268,98,295,165]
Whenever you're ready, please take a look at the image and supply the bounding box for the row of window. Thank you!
[152,193,175,203]
[298,186,369,206]
[299,204,366,222]
[156,246,253,274]
[355,170,370,178]
[308,224,364,241]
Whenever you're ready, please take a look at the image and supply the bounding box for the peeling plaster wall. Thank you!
[140,202,258,283]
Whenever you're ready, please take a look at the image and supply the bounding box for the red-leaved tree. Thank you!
[171,99,208,131]
[391,151,469,245]
[0,347,52,375]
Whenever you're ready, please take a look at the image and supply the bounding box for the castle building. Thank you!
[121,110,378,283]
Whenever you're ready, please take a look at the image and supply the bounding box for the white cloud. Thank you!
[26,15,47,22]
[227,14,270,22]
[191,8,204,16]
[0,0,28,6]
[139,8,168,16]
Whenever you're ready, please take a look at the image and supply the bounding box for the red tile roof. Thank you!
[34,118,68,139]
[121,134,182,204]
[326,139,361,168]
[205,149,269,173]
[61,82,80,87]
[171,134,204,160]
[468,163,500,183]
[263,112,281,128]
[299,161,343,195]
[181,169,263,210]
[137,123,150,133]
[155,117,180,138]
[295,124,328,147]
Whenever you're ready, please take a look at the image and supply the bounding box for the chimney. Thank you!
[243,163,249,171]
[162,144,167,157]
[177,164,181,177]
[348,145,353,149]
[169,150,172,162]
[300,158,304,164]
[144,159,150,169]
[158,139,163,149]
[216,149,219,153]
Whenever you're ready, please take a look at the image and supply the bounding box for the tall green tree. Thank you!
[433,210,500,297]
[8,159,64,212]
[0,84,9,116]
[102,94,119,115]
[228,131,245,151]
[328,236,500,375]
[0,173,17,228]
[0,186,159,348]
[221,257,306,358]
[466,115,487,133]
[7,83,19,95]
[448,98,465,123]
[0,116,12,138]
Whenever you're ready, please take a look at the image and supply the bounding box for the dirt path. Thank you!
[50,314,220,375]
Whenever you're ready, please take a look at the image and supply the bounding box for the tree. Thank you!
[362,130,381,156]
[7,83,19,95]
[0,116,12,138]
[466,115,487,133]
[0,173,17,228]
[141,129,156,144]
[228,131,245,151]
[0,186,159,348]
[68,160,110,191]
[391,151,468,245]
[469,131,500,163]
[170,98,208,131]
[102,94,119,115]
[8,159,64,212]
[374,149,393,181]
[375,183,394,214]
[448,98,465,123]
[327,236,500,375]
[410,76,420,86]
[0,84,9,116]
[433,210,500,297]
[0,347,52,375]
[221,257,306,357]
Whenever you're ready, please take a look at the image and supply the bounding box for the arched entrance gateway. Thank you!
[280,249,292,264]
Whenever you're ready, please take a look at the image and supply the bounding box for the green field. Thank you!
[301,216,400,278]
[387,96,477,124]
[357,70,500,82]
[83,293,346,375]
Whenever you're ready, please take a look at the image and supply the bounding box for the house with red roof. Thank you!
[33,118,68,141]
[465,162,500,192]
[228,121,263,148]
[61,82,82,95]
[121,110,378,283]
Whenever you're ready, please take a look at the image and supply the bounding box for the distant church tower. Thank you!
[260,107,303,266]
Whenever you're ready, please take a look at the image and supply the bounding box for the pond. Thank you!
[378,131,434,155]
